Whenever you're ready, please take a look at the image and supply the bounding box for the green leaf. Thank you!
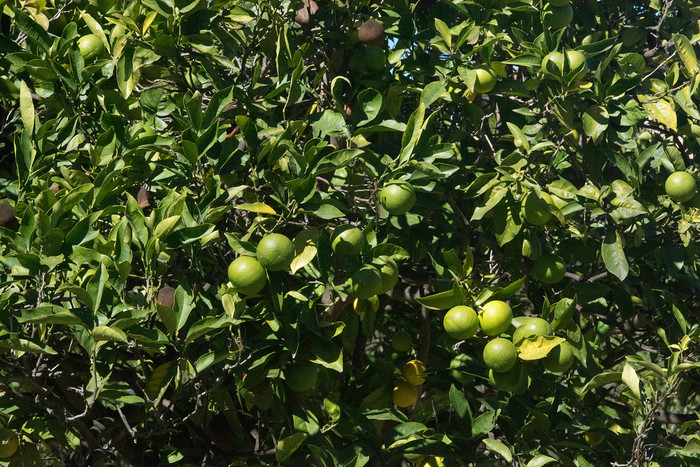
[276,432,308,463]
[19,81,34,135]
[421,81,446,107]
[153,215,181,238]
[399,104,425,164]
[683,436,700,455]
[186,91,203,132]
[16,305,83,325]
[145,360,177,400]
[417,284,464,310]
[621,362,641,399]
[434,18,451,49]
[0,337,57,355]
[601,232,629,281]
[482,438,512,463]
[370,243,410,260]
[673,34,698,75]
[472,410,498,437]
[551,297,576,331]
[582,105,609,143]
[117,44,136,98]
[352,88,382,127]
[13,8,52,53]
[578,371,622,397]
[93,325,128,343]
[526,455,559,467]
[449,384,472,434]
[518,336,565,360]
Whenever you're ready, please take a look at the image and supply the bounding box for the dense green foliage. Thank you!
[0,0,699,465]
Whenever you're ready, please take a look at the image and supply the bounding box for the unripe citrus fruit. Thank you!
[489,361,522,392]
[391,330,412,352]
[443,305,479,339]
[0,429,18,458]
[353,295,379,317]
[373,256,399,293]
[228,256,267,295]
[348,265,382,299]
[257,233,294,271]
[543,341,575,373]
[664,171,697,202]
[690,192,700,208]
[473,66,497,94]
[331,225,365,256]
[522,192,553,225]
[479,300,513,336]
[584,432,605,447]
[548,0,570,5]
[393,382,418,407]
[380,180,416,215]
[541,51,565,75]
[78,34,104,60]
[285,361,318,392]
[358,19,384,46]
[566,50,587,80]
[521,232,542,259]
[483,337,518,373]
[532,253,567,284]
[404,359,426,385]
[512,317,552,345]
[449,354,476,384]
[543,3,574,29]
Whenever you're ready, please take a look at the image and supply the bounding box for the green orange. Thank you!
[473,66,497,94]
[331,225,365,256]
[489,361,523,392]
[522,192,553,225]
[285,361,318,392]
[479,300,513,336]
[380,180,416,215]
[228,256,267,295]
[0,429,18,458]
[443,305,479,339]
[373,256,399,293]
[543,341,575,373]
[512,317,552,345]
[483,337,517,373]
[664,171,697,202]
[543,3,573,29]
[78,34,104,60]
[348,265,382,299]
[256,233,294,271]
[391,330,412,352]
[532,253,567,284]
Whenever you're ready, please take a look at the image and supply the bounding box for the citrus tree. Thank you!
[0,0,699,465]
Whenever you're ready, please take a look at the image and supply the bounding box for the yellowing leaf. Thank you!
[639,94,677,130]
[518,336,565,361]
[291,228,320,274]
[483,438,512,462]
[236,202,278,216]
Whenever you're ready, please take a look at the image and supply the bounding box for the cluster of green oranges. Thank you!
[227,180,415,297]
[443,301,575,393]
